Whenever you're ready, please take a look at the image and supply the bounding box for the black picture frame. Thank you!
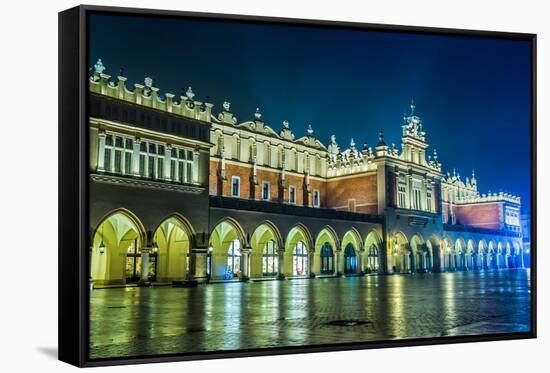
[58,4,537,368]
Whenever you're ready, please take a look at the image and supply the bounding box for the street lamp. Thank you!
[98,240,105,254]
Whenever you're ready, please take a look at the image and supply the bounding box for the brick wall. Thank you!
[210,160,330,207]
[325,173,378,214]
[454,202,502,229]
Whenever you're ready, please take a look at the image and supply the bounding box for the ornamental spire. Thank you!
[410,98,416,115]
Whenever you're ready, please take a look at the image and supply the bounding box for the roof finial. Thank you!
[307,124,314,136]
[433,149,438,160]
[410,98,416,115]
[377,130,386,147]
[453,168,456,177]
[254,107,262,121]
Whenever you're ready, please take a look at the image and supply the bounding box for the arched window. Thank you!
[320,242,334,274]
[262,240,278,276]
[344,243,357,274]
[293,241,308,276]
[227,239,241,278]
[368,244,379,273]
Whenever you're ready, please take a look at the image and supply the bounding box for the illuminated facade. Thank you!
[88,60,524,286]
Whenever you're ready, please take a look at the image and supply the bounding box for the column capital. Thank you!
[98,130,107,138]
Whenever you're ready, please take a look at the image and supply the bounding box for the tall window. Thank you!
[344,243,357,274]
[397,184,407,208]
[263,142,270,166]
[227,239,241,278]
[138,141,165,180]
[104,134,133,175]
[320,242,334,274]
[289,186,296,204]
[170,148,194,184]
[412,179,422,210]
[262,240,278,276]
[231,176,240,197]
[313,190,320,207]
[262,181,270,201]
[293,241,308,276]
[426,189,433,212]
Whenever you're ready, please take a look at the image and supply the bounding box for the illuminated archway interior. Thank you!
[91,211,143,285]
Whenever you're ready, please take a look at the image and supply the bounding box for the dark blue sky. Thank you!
[89,14,532,213]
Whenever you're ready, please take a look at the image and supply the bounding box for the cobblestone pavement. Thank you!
[89,269,531,359]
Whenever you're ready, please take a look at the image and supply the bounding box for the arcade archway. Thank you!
[314,226,338,275]
[91,209,146,285]
[152,215,194,282]
[209,218,246,280]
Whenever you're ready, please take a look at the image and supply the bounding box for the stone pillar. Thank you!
[406,251,411,272]
[137,247,151,287]
[358,249,365,274]
[192,149,200,184]
[241,247,250,281]
[520,246,525,268]
[308,250,316,278]
[276,249,285,280]
[97,131,106,172]
[164,145,172,181]
[133,138,141,177]
[336,250,342,276]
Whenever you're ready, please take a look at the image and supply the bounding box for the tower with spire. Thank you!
[401,99,429,165]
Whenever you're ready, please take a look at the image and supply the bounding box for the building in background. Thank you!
[87,60,525,286]
[521,213,531,267]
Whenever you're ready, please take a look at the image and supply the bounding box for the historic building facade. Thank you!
[88,60,524,286]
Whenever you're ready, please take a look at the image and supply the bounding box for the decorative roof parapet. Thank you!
[455,192,520,205]
[89,59,213,123]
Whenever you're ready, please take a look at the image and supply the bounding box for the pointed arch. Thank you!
[209,217,247,280]
[454,237,466,270]
[285,223,314,277]
[389,231,409,274]
[91,208,146,285]
[249,221,284,278]
[365,230,383,273]
[314,225,339,275]
[152,214,196,282]
[410,233,425,273]
[92,207,146,243]
[340,228,363,275]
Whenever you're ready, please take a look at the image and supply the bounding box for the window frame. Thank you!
[231,176,241,198]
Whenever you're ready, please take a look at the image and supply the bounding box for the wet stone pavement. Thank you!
[89,269,531,359]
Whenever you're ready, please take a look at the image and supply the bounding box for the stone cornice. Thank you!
[90,173,205,194]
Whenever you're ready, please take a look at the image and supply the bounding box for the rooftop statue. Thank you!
[327,135,340,163]
[94,58,106,74]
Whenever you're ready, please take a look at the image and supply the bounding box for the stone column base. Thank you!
[276,273,285,280]
[137,280,151,287]
[308,272,316,279]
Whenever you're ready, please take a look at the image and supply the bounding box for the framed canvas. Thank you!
[58,5,537,367]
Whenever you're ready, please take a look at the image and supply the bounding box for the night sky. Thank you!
[89,13,532,214]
